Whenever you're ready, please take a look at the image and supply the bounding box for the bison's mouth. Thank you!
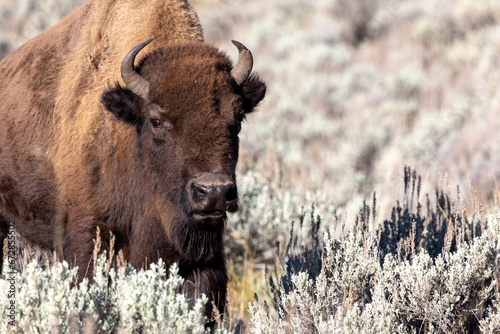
[192,210,227,229]
[194,210,225,218]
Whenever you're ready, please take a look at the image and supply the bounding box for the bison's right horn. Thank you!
[121,39,153,100]
[230,40,253,86]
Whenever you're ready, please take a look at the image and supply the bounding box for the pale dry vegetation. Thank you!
[191,0,500,219]
[1,0,500,333]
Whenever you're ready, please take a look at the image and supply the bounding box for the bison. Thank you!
[0,0,266,320]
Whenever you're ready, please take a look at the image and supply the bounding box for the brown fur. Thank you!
[0,0,266,321]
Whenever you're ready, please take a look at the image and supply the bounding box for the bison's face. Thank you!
[101,40,265,260]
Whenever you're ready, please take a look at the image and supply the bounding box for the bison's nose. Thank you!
[188,174,238,214]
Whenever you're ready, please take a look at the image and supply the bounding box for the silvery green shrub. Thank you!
[480,293,500,332]
[0,253,211,333]
[249,223,500,333]
[227,171,335,263]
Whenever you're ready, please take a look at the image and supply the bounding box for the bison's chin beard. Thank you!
[169,213,226,263]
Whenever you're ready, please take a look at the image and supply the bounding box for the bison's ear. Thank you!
[101,85,143,124]
[241,75,266,114]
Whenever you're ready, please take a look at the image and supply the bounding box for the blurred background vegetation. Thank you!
[2,0,500,332]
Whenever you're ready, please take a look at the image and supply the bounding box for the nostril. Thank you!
[191,183,209,202]
[225,185,237,202]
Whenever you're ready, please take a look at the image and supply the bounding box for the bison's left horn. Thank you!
[230,40,253,86]
[121,39,153,100]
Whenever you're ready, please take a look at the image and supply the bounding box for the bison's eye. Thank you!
[150,118,163,128]
[235,114,245,133]
[236,114,245,123]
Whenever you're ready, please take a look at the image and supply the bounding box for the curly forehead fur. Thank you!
[136,43,241,126]
[140,43,234,97]
[140,43,232,72]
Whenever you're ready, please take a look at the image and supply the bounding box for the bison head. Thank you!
[101,40,265,263]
